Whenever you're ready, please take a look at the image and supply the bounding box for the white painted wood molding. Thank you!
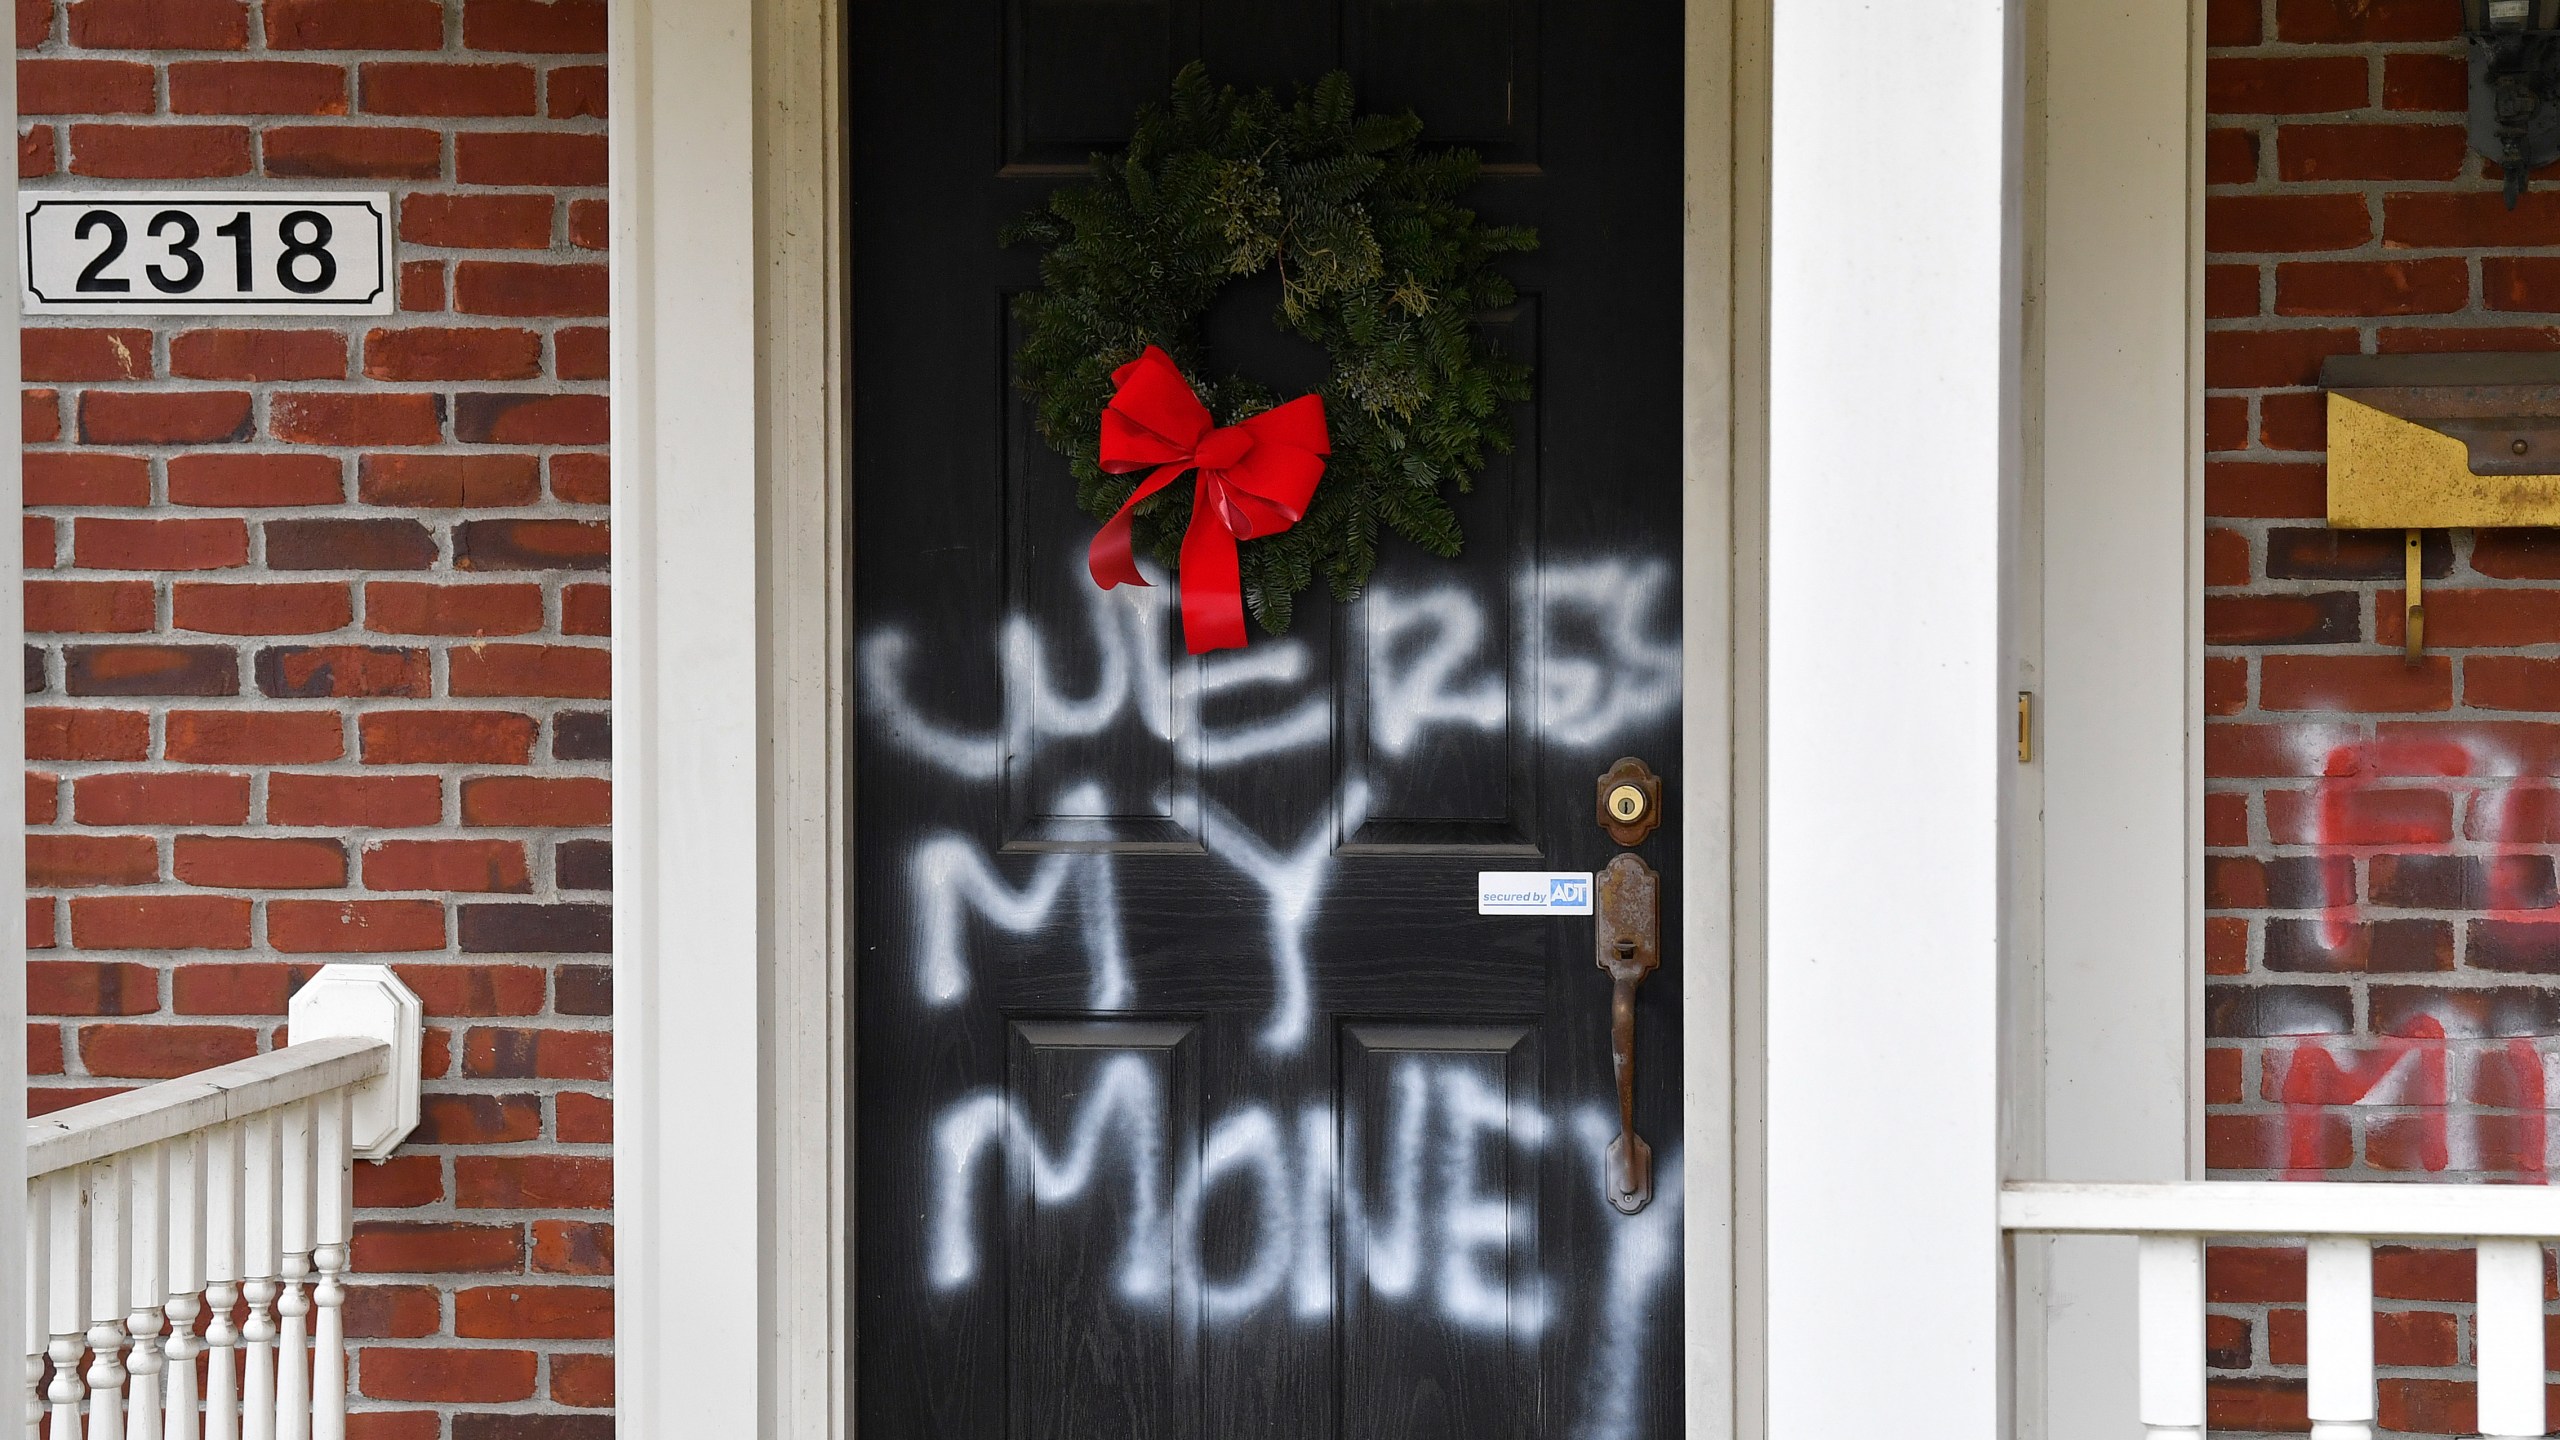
[25,1041,385,1181]
[2003,1181,2560,1239]
[2016,1182,2560,1435]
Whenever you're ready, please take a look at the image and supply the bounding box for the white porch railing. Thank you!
[2004,1181,2560,1440]
[21,964,421,1440]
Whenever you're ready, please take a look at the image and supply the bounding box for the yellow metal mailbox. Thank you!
[2323,353,2560,660]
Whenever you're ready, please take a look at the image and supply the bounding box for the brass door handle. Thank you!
[1594,852,1659,1214]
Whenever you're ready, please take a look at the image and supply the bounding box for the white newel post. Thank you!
[23,966,422,1440]
[286,966,426,1163]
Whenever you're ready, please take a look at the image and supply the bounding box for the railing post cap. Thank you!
[288,963,424,1160]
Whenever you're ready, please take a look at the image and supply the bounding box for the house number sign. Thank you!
[21,192,393,315]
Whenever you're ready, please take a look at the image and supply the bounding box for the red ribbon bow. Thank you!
[1088,345,1329,654]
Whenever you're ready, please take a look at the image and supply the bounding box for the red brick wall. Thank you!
[2207,0,2560,1431]
[17,1,611,1434]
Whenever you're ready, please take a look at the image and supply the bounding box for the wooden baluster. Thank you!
[25,1173,48,1440]
[124,1144,168,1440]
[200,1122,240,1434]
[164,1135,203,1440]
[201,1124,240,1440]
[238,1114,279,1440]
[2305,1236,2375,1440]
[2136,1234,2207,1440]
[308,1096,351,1440]
[45,1171,88,1440]
[273,1103,312,1440]
[2476,1239,2547,1439]
[86,1157,130,1440]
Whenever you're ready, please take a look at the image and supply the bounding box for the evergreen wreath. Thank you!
[1005,62,1537,636]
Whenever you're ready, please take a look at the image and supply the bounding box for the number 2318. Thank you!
[74,208,337,295]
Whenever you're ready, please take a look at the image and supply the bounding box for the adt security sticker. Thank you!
[1477,872,1594,916]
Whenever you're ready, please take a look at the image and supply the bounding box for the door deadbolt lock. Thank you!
[1595,757,1663,846]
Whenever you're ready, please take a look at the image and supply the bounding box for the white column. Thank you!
[2304,1238,2374,1440]
[612,0,767,1436]
[1764,0,2016,1430]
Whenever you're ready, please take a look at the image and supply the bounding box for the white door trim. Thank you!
[610,1,1753,1433]
[749,0,852,1433]
[1686,0,1757,1433]
[2010,0,2201,1431]
[0,37,27,1395]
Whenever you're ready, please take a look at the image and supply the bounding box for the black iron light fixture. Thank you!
[2468,0,2560,207]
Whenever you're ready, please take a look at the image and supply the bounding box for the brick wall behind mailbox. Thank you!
[2208,0,2560,1432]
[17,1,612,1434]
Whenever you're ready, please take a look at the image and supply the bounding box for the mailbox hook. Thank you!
[2405,528,2427,667]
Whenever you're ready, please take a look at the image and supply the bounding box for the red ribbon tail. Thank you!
[1176,482,1248,654]
[1087,461,1192,591]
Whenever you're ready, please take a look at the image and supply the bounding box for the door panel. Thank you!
[1339,307,1540,855]
[998,308,1202,851]
[1337,1024,1544,1440]
[1003,0,1194,169]
[852,2,1687,1433]
[1341,0,1537,165]
[998,1021,1201,1438]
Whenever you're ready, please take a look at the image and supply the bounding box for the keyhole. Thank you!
[1609,785,1645,823]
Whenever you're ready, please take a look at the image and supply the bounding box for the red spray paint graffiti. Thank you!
[2280,738,2556,1182]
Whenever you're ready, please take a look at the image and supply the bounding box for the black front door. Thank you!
[849,3,1689,1434]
